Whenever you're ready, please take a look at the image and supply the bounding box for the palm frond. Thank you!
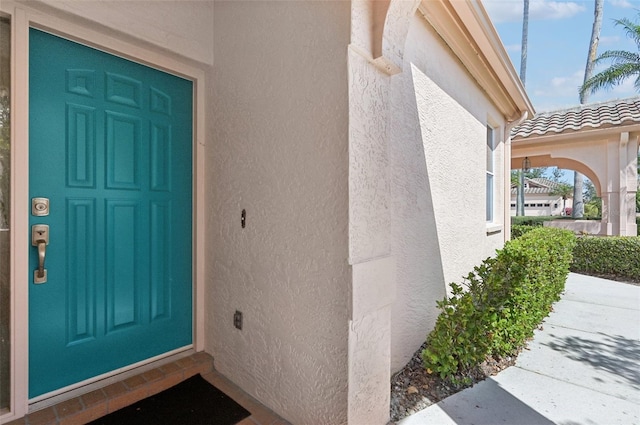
[580,62,640,96]
[579,13,640,97]
[596,50,640,66]
[612,16,640,47]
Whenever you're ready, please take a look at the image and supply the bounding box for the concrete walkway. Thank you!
[397,273,640,425]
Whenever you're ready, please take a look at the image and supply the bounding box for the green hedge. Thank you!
[510,216,556,227]
[571,236,640,281]
[422,228,576,383]
[511,224,536,239]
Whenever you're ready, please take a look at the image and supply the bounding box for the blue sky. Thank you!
[483,0,639,112]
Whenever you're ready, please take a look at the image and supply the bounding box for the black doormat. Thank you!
[89,374,251,425]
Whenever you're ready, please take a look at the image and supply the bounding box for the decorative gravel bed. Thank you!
[389,275,638,422]
[389,342,517,423]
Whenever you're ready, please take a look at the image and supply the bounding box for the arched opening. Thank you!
[511,98,639,236]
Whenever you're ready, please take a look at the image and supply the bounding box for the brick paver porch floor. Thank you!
[5,352,290,425]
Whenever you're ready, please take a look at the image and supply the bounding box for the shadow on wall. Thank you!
[388,63,446,372]
[546,332,640,390]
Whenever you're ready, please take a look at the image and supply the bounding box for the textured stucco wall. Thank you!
[389,14,507,373]
[18,3,516,422]
[24,0,215,65]
[347,42,395,424]
[209,2,351,424]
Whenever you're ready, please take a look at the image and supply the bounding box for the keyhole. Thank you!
[241,209,246,228]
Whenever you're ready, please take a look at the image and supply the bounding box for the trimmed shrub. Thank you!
[510,216,555,227]
[571,236,640,282]
[511,224,536,239]
[422,228,576,383]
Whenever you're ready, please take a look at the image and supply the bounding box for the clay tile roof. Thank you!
[510,177,564,195]
[512,96,640,139]
[527,177,556,188]
[510,186,554,195]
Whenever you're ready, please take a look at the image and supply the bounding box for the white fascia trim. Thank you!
[418,0,534,119]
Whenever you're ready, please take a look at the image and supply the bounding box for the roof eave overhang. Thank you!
[418,0,535,120]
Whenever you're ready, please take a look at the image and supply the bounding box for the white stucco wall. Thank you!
[208,2,351,424]
[347,43,395,424]
[509,194,570,216]
[14,3,522,423]
[389,13,508,373]
[25,0,215,65]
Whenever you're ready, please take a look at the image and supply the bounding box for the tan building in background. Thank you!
[510,178,573,216]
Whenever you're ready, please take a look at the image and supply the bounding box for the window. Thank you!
[0,12,10,413]
[486,125,495,222]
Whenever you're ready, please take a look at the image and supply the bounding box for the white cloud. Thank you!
[531,69,584,108]
[483,1,522,23]
[535,68,638,110]
[610,76,637,94]
[529,0,586,20]
[584,77,637,103]
[599,35,621,45]
[484,0,585,23]
[505,43,522,52]
[550,69,584,90]
[550,67,636,92]
[609,0,635,8]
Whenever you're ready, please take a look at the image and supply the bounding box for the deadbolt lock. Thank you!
[32,198,50,216]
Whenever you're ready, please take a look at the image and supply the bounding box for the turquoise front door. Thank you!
[28,29,193,398]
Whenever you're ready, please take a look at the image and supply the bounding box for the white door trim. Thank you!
[1,2,206,421]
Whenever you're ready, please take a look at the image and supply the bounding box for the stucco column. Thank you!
[348,1,420,423]
[600,191,616,235]
[619,132,638,236]
[600,132,638,236]
[347,44,396,425]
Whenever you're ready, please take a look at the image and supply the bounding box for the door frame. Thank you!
[1,2,206,420]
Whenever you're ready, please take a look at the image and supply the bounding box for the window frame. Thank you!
[486,125,496,223]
